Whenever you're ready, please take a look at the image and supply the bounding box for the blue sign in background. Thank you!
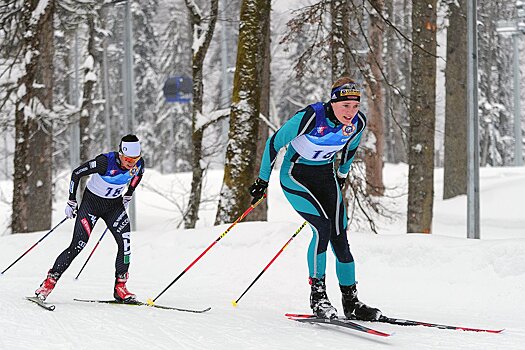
[163,76,192,103]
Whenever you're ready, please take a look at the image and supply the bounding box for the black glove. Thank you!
[336,175,346,190]
[249,178,268,204]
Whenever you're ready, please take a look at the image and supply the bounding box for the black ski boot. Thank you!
[309,277,337,319]
[340,284,382,321]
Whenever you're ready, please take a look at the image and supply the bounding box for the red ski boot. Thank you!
[114,272,137,302]
[35,271,60,301]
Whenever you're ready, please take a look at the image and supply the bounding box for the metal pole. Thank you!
[1,218,68,274]
[513,34,523,166]
[147,196,267,305]
[123,0,136,228]
[122,7,129,133]
[124,0,135,133]
[102,42,111,150]
[102,9,112,150]
[467,0,480,239]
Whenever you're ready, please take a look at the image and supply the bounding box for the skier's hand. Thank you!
[249,178,268,205]
[336,175,346,190]
[65,200,78,219]
[122,195,132,209]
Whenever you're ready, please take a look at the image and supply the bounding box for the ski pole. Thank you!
[147,194,267,305]
[232,221,308,307]
[1,217,68,275]
[74,227,109,280]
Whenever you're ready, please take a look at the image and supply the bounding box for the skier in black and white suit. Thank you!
[35,134,145,302]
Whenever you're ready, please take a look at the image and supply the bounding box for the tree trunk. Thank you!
[246,6,271,222]
[79,17,97,163]
[183,0,219,229]
[215,0,271,224]
[330,0,351,79]
[186,126,204,226]
[76,17,98,198]
[407,0,437,234]
[12,0,55,233]
[364,0,385,196]
[443,0,467,199]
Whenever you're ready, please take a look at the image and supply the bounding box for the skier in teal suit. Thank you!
[249,77,381,320]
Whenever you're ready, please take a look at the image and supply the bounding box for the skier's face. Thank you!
[332,101,360,125]
[119,153,140,169]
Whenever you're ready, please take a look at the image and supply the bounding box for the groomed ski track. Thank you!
[1,167,524,349]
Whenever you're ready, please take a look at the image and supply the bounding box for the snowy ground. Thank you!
[0,164,524,349]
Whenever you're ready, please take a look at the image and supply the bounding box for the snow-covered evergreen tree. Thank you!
[153,0,193,173]
[478,0,515,167]
[133,0,161,166]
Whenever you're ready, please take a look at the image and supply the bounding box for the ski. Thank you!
[286,313,392,337]
[287,313,503,334]
[376,316,504,334]
[73,298,211,314]
[26,296,55,311]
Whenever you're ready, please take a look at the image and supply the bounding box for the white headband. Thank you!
[121,141,141,157]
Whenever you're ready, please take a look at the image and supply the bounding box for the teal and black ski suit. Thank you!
[258,102,366,286]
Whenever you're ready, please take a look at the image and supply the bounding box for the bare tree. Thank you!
[215,0,271,224]
[183,0,219,229]
[383,0,408,164]
[281,0,390,233]
[407,0,437,234]
[443,0,467,199]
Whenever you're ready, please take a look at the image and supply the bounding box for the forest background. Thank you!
[0,0,521,235]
